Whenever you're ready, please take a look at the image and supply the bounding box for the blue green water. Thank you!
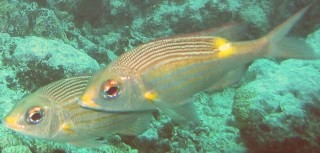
[0,0,320,153]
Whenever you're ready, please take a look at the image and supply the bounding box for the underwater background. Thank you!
[0,0,320,152]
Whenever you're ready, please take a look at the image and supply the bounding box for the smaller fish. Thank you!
[78,6,319,122]
[2,76,153,147]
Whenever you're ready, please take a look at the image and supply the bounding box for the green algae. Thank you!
[232,87,264,129]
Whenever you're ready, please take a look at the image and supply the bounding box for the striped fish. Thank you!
[3,76,153,147]
[79,6,318,122]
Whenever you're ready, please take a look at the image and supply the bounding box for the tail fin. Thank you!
[270,37,319,59]
[264,5,319,59]
[265,5,310,42]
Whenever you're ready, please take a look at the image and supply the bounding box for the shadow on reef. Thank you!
[240,129,320,153]
[15,59,65,92]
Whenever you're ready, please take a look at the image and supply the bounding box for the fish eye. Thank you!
[25,106,44,124]
[101,79,122,99]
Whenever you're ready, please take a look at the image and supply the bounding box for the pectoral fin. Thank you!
[155,99,200,125]
[205,66,247,94]
[116,113,153,135]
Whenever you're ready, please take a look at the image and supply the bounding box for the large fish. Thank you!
[2,76,153,147]
[79,6,318,122]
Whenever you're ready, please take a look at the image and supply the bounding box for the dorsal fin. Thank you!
[151,22,248,43]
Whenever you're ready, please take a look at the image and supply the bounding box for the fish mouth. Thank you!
[2,116,24,130]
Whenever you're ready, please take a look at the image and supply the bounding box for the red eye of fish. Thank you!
[107,86,118,95]
[26,106,44,124]
[31,113,42,121]
[101,79,122,99]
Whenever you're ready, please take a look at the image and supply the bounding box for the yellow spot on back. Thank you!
[62,123,74,134]
[214,37,229,47]
[213,37,235,58]
[144,91,158,102]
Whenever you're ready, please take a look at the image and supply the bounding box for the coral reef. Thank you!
[1,0,320,152]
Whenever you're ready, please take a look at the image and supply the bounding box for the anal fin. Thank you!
[69,138,107,148]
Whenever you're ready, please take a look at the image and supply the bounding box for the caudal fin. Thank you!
[269,37,319,59]
[264,5,319,59]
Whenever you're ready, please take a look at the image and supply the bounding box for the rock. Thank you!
[1,35,99,91]
[31,8,67,39]
[12,36,99,75]
[7,11,29,36]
